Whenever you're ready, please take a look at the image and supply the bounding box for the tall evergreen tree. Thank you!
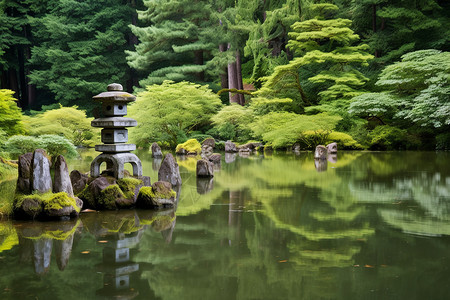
[127,0,219,87]
[28,0,137,112]
[257,3,373,112]
[350,0,450,62]
[0,0,35,109]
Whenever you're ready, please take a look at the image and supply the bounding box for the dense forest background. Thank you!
[0,0,449,157]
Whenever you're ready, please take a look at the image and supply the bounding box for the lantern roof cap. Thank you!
[93,83,136,102]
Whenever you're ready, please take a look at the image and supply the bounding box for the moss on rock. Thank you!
[136,182,176,209]
[176,139,201,155]
[98,184,126,210]
[117,177,143,199]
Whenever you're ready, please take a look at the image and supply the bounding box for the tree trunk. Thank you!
[127,0,139,91]
[227,44,239,104]
[194,50,204,81]
[235,50,244,105]
[219,44,228,89]
[372,4,380,58]
[8,69,19,100]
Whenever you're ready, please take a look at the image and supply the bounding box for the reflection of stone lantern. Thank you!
[90,83,142,179]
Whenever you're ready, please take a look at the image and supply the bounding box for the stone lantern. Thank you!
[90,83,142,179]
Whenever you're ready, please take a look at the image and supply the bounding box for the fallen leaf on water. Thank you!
[279,260,288,263]
[81,209,97,213]
[353,264,360,267]
[364,264,375,268]
[81,251,90,254]
[98,240,108,243]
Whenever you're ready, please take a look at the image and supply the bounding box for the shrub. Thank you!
[5,134,77,159]
[0,89,25,137]
[367,125,419,150]
[436,132,450,150]
[24,105,98,147]
[176,139,201,154]
[210,104,255,143]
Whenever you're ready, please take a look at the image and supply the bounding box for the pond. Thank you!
[1,150,450,299]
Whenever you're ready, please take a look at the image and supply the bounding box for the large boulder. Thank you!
[16,152,33,194]
[70,170,89,195]
[151,142,163,158]
[31,149,52,193]
[201,144,214,158]
[202,138,215,148]
[136,181,176,209]
[158,153,182,186]
[208,153,221,165]
[314,145,328,160]
[196,159,214,177]
[326,142,338,154]
[53,155,74,197]
[225,140,238,153]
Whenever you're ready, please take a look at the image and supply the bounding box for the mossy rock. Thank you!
[136,182,176,209]
[97,184,126,210]
[176,139,201,155]
[13,192,81,220]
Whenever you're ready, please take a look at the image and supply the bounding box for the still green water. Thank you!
[1,150,450,299]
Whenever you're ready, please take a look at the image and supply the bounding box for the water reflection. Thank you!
[1,151,450,299]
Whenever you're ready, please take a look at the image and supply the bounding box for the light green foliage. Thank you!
[176,139,202,154]
[376,50,450,128]
[244,0,301,82]
[349,92,398,123]
[0,157,17,181]
[27,0,135,110]
[0,179,16,216]
[367,125,419,150]
[24,106,98,147]
[0,89,25,137]
[250,112,342,148]
[327,131,362,150]
[5,134,77,159]
[296,130,361,149]
[128,81,222,148]
[258,4,373,110]
[249,97,294,115]
[210,104,255,142]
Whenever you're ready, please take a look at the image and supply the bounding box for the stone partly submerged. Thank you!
[314,145,328,160]
[326,142,338,154]
[158,153,182,186]
[14,149,82,220]
[136,181,176,209]
[196,159,214,177]
[201,138,215,158]
[225,140,238,153]
[151,142,163,158]
[77,175,151,210]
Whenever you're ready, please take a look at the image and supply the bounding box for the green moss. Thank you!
[176,138,201,154]
[98,184,125,210]
[138,186,176,201]
[14,191,79,216]
[42,192,80,213]
[117,177,143,199]
[77,184,95,207]
[326,131,364,150]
